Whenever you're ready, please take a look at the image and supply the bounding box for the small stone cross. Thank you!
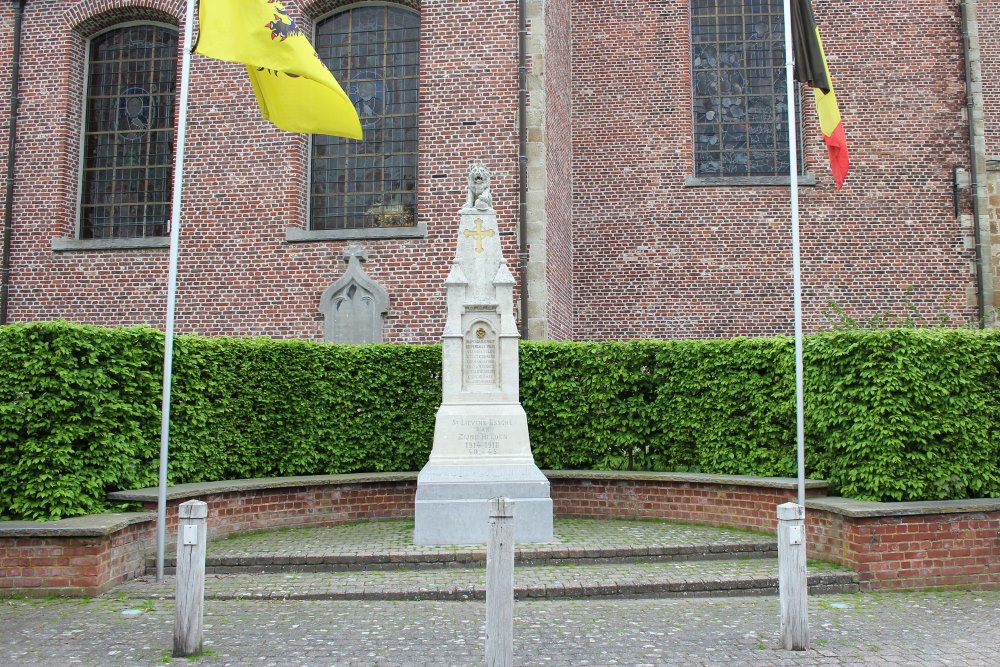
[464,218,495,254]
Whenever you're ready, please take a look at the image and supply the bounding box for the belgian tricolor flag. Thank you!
[791,0,849,189]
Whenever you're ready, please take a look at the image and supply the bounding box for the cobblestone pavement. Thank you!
[128,518,850,601]
[176,517,775,562]
[116,559,854,600]
[1,591,997,666]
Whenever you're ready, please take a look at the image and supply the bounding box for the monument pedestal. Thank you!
[414,404,553,545]
[413,165,553,545]
[414,463,552,544]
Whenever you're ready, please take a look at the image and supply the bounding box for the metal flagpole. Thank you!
[156,0,197,582]
[780,0,811,651]
[783,0,806,510]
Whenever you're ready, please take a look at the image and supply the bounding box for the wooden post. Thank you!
[173,499,208,658]
[486,497,514,667]
[777,502,809,650]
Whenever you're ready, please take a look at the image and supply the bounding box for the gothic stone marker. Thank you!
[319,245,389,344]
[413,164,553,545]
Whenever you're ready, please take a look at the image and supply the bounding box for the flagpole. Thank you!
[156,0,196,582]
[783,0,806,510]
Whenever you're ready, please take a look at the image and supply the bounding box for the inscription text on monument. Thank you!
[464,324,498,387]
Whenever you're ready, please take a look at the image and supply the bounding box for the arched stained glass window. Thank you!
[80,24,177,239]
[691,0,800,178]
[311,4,419,231]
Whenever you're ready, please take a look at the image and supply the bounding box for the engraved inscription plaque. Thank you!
[452,416,512,456]
[464,323,498,387]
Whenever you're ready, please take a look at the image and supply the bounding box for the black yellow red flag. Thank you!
[790,0,848,189]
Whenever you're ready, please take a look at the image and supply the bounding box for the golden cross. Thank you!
[463,218,495,254]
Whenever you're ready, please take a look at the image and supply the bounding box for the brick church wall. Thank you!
[543,0,574,340]
[570,0,978,340]
[0,3,13,222]
[3,0,522,343]
[981,0,1000,156]
[1,0,989,340]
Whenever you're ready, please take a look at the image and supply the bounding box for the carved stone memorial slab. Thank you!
[413,164,553,545]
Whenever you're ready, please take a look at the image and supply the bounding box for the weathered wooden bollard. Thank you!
[777,502,809,650]
[173,499,208,658]
[486,497,514,667]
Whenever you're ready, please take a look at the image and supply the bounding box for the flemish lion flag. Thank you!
[196,0,362,139]
[791,0,849,189]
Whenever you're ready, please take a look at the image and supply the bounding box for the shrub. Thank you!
[1,321,997,520]
[0,322,162,519]
[805,329,1000,501]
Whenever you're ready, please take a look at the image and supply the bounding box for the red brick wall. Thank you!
[141,482,418,538]
[809,509,1000,591]
[0,521,154,597]
[981,0,1000,155]
[550,478,807,534]
[2,475,997,595]
[542,0,574,340]
[1,0,989,340]
[4,0,521,343]
[570,0,977,339]
[0,3,14,226]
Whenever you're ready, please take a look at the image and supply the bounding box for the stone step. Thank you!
[118,558,859,601]
[147,517,779,575]
[150,540,777,575]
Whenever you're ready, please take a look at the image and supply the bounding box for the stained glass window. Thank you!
[80,24,177,239]
[691,0,800,177]
[311,4,419,231]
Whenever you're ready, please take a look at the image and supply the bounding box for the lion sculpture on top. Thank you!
[463,163,493,212]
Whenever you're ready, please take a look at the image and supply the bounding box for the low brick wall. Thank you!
[109,473,420,541]
[546,470,827,534]
[0,514,155,597]
[1,471,997,596]
[806,497,1000,591]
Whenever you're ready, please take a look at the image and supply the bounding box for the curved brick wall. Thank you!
[2,472,996,596]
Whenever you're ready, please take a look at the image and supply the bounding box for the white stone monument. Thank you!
[413,164,553,545]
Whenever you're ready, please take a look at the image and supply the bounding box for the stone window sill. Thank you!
[684,173,817,187]
[286,225,427,242]
[52,237,170,251]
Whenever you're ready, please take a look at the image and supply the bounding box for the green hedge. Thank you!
[805,329,1000,501]
[1,322,998,520]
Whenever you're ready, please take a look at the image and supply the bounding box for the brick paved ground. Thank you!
[1,591,997,666]
[163,518,778,566]
[2,518,996,666]
[131,518,853,599]
[116,558,856,601]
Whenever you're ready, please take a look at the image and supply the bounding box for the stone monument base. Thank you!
[413,463,554,545]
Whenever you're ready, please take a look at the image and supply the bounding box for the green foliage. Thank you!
[649,338,797,477]
[1,322,998,520]
[0,322,163,520]
[521,341,659,470]
[0,322,439,521]
[805,329,1000,501]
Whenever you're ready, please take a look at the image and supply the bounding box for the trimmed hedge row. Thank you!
[1,322,998,520]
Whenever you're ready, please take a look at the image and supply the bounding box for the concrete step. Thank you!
[152,541,778,575]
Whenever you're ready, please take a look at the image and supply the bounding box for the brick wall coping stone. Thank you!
[107,472,420,503]
[543,469,830,491]
[806,496,1000,518]
[0,512,155,537]
[105,470,828,506]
